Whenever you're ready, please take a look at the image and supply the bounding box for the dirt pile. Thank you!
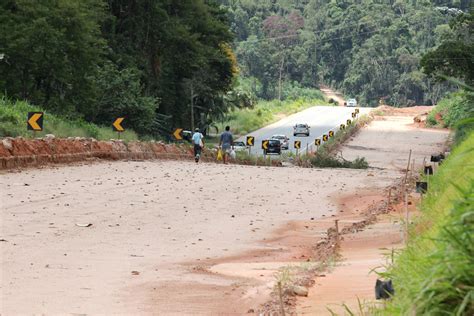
[0,136,215,169]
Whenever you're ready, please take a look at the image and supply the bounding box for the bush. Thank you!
[309,154,368,169]
[427,91,474,128]
[0,97,138,141]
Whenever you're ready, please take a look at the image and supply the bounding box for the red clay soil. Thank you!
[0,137,284,170]
[0,137,203,170]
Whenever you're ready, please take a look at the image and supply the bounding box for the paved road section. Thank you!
[238,106,371,155]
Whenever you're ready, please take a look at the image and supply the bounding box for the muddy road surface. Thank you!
[2,161,391,314]
[1,107,449,315]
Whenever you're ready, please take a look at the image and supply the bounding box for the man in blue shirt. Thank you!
[219,126,233,164]
[192,128,204,163]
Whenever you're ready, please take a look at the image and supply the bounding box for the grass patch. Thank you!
[309,155,369,169]
[377,131,474,315]
[0,97,138,141]
[234,150,283,166]
[217,97,329,136]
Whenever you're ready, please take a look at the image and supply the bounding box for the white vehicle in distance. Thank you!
[293,123,310,137]
[232,141,248,152]
[271,134,289,150]
[346,98,357,107]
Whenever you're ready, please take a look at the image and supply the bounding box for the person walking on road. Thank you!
[192,128,204,163]
[219,126,233,164]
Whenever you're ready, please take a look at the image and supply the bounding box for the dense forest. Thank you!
[0,0,243,135]
[220,0,471,106]
[0,0,472,137]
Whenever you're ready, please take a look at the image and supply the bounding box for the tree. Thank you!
[0,0,105,115]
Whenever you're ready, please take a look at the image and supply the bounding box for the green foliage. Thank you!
[0,0,239,137]
[421,10,474,84]
[103,0,237,130]
[309,154,368,169]
[0,97,138,141]
[379,131,474,315]
[427,91,474,128]
[0,0,106,115]
[219,0,464,106]
[90,62,158,135]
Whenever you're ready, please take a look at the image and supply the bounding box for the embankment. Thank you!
[0,137,210,170]
[379,131,474,315]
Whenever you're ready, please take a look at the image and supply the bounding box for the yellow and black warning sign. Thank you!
[173,128,183,140]
[113,117,125,132]
[347,119,352,125]
[315,139,321,146]
[247,136,255,146]
[322,134,328,142]
[27,112,43,131]
[340,124,345,130]
[352,112,356,118]
[294,140,301,149]
[329,130,334,137]
[355,108,360,114]
[262,140,269,150]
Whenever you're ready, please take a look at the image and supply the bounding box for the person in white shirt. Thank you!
[191,128,204,163]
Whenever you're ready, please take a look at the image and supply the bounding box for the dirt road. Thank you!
[1,107,449,315]
[2,161,392,314]
[297,107,449,314]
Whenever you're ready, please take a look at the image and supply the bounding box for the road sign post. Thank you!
[27,112,44,135]
[294,140,301,156]
[113,117,125,139]
[173,128,183,141]
[315,138,321,151]
[247,136,255,156]
[262,140,269,158]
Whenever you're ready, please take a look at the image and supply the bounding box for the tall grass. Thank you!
[378,131,474,315]
[0,97,138,141]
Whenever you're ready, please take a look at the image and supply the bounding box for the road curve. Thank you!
[238,105,372,155]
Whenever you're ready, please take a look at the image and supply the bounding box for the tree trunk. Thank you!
[190,81,195,131]
[278,54,285,102]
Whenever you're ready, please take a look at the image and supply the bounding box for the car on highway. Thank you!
[346,98,357,107]
[264,139,281,155]
[232,141,248,152]
[271,135,289,150]
[293,123,310,137]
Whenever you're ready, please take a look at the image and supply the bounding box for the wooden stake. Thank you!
[277,281,285,316]
[404,190,409,244]
[403,149,412,186]
[335,219,340,246]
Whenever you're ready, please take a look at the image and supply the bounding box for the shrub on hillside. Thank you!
[309,154,368,169]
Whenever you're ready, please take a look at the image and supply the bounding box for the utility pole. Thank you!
[278,53,285,102]
[190,81,195,132]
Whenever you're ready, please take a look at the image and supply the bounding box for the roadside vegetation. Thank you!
[427,88,474,143]
[378,131,473,315]
[0,98,138,141]
[296,115,372,169]
[221,1,469,107]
